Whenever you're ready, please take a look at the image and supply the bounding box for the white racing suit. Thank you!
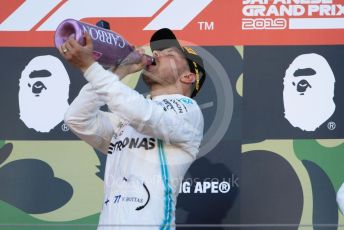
[337,183,344,214]
[64,63,204,229]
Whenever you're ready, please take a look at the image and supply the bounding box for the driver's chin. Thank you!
[142,70,159,86]
[142,74,153,86]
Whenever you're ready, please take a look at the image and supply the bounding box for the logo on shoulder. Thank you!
[179,98,193,105]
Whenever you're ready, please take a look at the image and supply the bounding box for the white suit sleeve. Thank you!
[64,82,122,154]
[337,183,344,214]
[83,62,203,150]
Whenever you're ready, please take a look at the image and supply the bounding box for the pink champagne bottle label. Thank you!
[54,19,154,66]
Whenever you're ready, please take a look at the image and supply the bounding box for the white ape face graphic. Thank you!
[283,53,335,131]
[19,55,70,132]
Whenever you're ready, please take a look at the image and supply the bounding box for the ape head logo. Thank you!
[283,53,335,131]
[19,55,70,133]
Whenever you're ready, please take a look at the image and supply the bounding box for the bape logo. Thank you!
[19,55,70,133]
[283,53,336,131]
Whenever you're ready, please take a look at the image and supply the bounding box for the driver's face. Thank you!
[142,47,188,87]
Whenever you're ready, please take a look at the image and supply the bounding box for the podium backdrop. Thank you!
[0,0,344,229]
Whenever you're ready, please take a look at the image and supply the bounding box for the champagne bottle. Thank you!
[54,19,154,67]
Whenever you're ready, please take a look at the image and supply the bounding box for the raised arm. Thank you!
[59,32,203,155]
[64,83,121,154]
[84,63,203,149]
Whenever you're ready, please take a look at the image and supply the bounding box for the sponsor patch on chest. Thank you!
[108,137,156,154]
